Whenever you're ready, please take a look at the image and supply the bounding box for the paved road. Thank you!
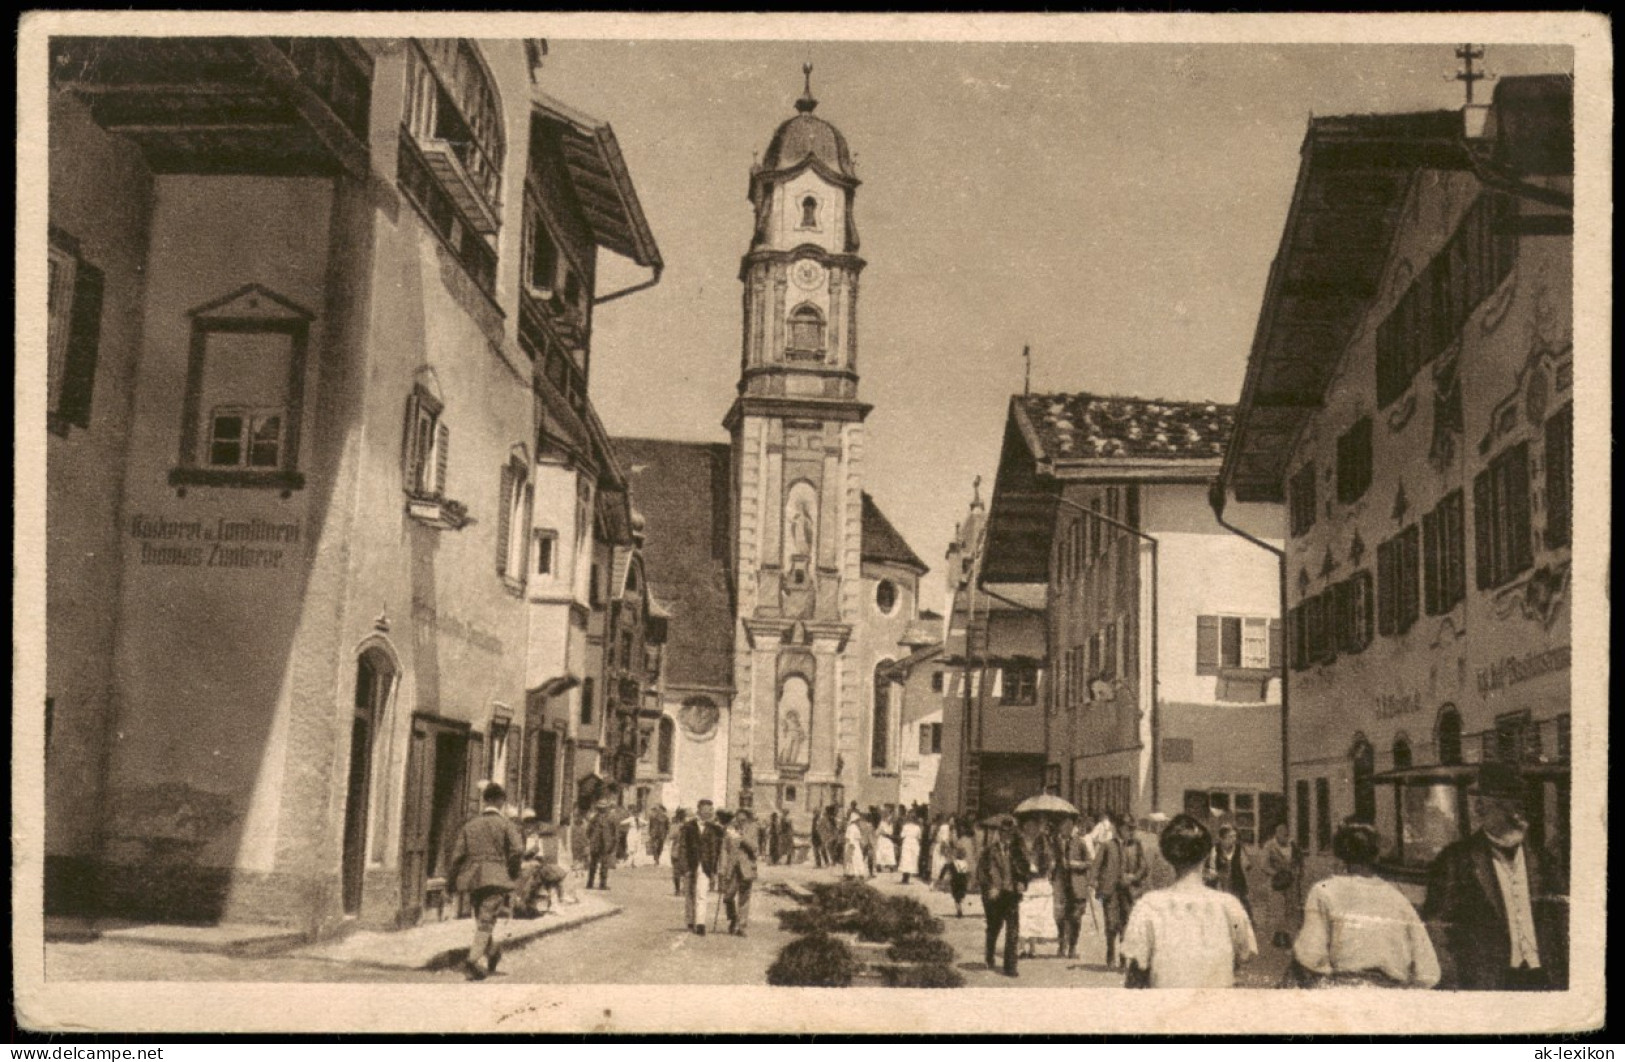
[45,860,1291,987]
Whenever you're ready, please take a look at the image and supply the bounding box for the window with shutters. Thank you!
[871,665,892,771]
[1376,193,1517,408]
[1336,417,1373,504]
[496,456,532,589]
[1474,442,1533,589]
[1545,403,1572,550]
[47,228,106,436]
[1289,463,1317,536]
[1198,614,1276,672]
[1377,526,1421,636]
[1333,570,1374,654]
[1423,490,1467,615]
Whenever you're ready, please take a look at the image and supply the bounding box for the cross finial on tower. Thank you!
[1451,44,1495,105]
[796,63,818,113]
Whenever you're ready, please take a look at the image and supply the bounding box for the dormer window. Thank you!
[788,304,825,353]
[799,195,819,229]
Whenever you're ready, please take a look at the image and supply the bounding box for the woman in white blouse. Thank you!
[1288,822,1440,989]
[1121,814,1257,988]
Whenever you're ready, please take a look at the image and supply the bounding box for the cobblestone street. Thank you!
[46,860,1291,988]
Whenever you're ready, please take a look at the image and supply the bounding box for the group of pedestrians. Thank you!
[669,799,760,937]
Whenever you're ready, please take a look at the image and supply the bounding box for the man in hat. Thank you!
[1423,762,1563,990]
[678,798,725,934]
[647,803,670,867]
[720,808,760,935]
[586,799,619,891]
[976,814,1028,977]
[446,782,524,980]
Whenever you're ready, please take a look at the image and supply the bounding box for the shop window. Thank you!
[1336,417,1374,504]
[788,304,825,352]
[1289,463,1317,536]
[46,228,104,433]
[1545,403,1573,549]
[1377,525,1421,636]
[1437,706,1464,766]
[1423,490,1468,614]
[1474,441,1534,589]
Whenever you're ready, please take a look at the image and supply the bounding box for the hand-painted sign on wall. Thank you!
[127,513,302,568]
[1476,645,1571,696]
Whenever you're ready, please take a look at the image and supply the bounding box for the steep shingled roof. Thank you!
[862,493,928,575]
[1016,392,1235,463]
[614,438,736,691]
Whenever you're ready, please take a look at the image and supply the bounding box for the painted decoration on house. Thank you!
[1491,561,1570,631]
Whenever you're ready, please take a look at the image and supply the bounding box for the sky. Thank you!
[538,40,1570,583]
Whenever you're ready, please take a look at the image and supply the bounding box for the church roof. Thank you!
[1014,392,1235,465]
[762,108,856,181]
[614,438,737,691]
[862,493,928,575]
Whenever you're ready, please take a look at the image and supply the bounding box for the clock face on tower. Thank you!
[791,258,825,292]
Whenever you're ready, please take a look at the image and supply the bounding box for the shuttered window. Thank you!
[1336,417,1373,504]
[496,460,531,581]
[1423,490,1467,615]
[1474,442,1533,589]
[402,390,447,497]
[47,230,105,432]
[1545,403,1572,549]
[1377,526,1420,636]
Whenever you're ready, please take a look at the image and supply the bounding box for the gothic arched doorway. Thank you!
[343,647,395,915]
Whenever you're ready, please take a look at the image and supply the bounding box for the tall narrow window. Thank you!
[1351,737,1376,824]
[1423,490,1467,614]
[1295,778,1311,851]
[657,716,675,775]
[496,459,532,583]
[534,529,557,576]
[47,229,105,433]
[403,388,447,497]
[799,195,819,228]
[579,677,595,726]
[1474,442,1533,589]
[1392,735,1413,770]
[1336,417,1374,504]
[871,666,891,771]
[1437,706,1464,766]
[1377,526,1421,636]
[525,205,560,294]
[1314,777,1333,851]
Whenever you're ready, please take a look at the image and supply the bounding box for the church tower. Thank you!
[723,69,869,814]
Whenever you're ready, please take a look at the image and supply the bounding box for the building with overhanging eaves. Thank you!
[983,392,1285,837]
[617,77,931,823]
[1216,76,1573,946]
[43,36,662,935]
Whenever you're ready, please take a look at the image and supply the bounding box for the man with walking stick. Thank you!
[679,798,725,935]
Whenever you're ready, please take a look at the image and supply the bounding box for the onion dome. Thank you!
[759,65,857,180]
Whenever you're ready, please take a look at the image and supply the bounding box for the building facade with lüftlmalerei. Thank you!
[619,77,933,823]
[1218,76,1573,928]
[43,35,670,936]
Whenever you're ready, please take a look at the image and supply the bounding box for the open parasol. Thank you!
[1013,793,1080,818]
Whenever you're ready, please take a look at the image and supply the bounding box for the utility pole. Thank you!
[1451,44,1494,105]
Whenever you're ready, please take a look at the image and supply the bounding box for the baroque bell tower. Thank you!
[723,68,869,813]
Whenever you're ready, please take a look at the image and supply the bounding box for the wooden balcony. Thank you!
[51,37,372,178]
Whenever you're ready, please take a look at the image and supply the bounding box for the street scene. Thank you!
[26,21,1595,1032]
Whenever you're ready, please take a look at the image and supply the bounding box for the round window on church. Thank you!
[875,579,898,616]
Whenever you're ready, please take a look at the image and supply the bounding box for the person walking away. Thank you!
[1056,816,1096,959]
[976,815,1028,977]
[933,815,956,888]
[859,811,879,878]
[679,800,724,934]
[898,812,923,885]
[1287,822,1439,988]
[446,782,524,981]
[1205,824,1252,921]
[1016,818,1058,958]
[810,808,826,868]
[721,809,760,935]
[1121,814,1257,988]
[1263,822,1304,949]
[1118,816,1150,916]
[1423,762,1563,990]
[766,812,782,867]
[586,800,619,890]
[947,817,977,917]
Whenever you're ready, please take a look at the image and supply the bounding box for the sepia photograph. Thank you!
[13,11,1608,1037]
